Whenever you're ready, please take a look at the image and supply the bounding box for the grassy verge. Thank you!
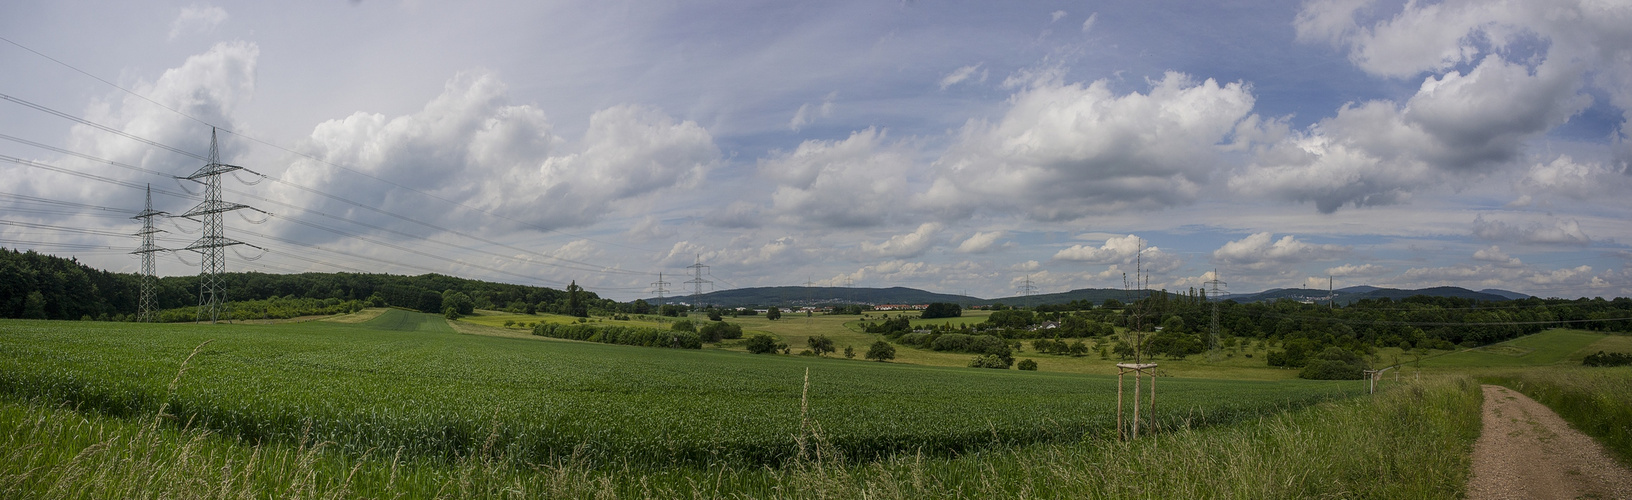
[0,377,1481,498]
[1479,366,1632,467]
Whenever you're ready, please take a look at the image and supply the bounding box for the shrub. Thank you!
[865,341,895,362]
[1582,351,1632,367]
[698,321,743,342]
[745,334,779,354]
[1017,358,1038,371]
[969,354,1011,369]
[1299,347,1366,380]
[672,319,696,332]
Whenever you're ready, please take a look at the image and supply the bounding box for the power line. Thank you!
[176,129,264,323]
[132,184,167,322]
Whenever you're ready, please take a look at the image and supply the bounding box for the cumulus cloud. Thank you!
[939,64,986,90]
[1213,233,1348,270]
[1471,214,1591,245]
[1326,263,1387,277]
[1512,155,1630,206]
[277,71,717,243]
[1232,54,1590,213]
[1053,235,1182,274]
[1244,0,1630,213]
[625,216,676,241]
[956,230,1006,254]
[761,127,913,227]
[1472,245,1523,268]
[789,91,837,131]
[861,222,942,258]
[922,72,1254,220]
[170,4,228,40]
[703,200,764,229]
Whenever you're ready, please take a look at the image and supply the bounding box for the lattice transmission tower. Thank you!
[684,255,711,308]
[177,128,265,323]
[131,184,167,322]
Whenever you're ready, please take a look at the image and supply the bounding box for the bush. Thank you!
[1298,347,1366,380]
[1017,358,1038,371]
[1582,350,1632,367]
[745,334,779,354]
[969,354,1011,369]
[532,322,700,349]
[865,341,895,362]
[698,321,743,342]
[671,319,696,332]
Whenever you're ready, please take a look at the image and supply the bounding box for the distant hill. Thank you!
[980,288,1149,308]
[1223,286,1515,305]
[1479,288,1533,300]
[644,286,979,308]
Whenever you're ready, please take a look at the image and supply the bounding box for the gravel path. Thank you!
[1467,384,1632,500]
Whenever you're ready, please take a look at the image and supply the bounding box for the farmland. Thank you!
[0,310,1356,470]
[3,310,1628,498]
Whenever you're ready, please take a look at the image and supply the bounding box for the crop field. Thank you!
[0,311,1357,470]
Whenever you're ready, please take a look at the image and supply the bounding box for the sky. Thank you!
[1,0,1630,301]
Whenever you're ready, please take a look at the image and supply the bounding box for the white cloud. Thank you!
[625,216,676,241]
[1053,234,1145,263]
[169,4,228,40]
[789,91,837,131]
[923,72,1254,220]
[956,230,1006,254]
[1257,0,1630,213]
[1081,12,1098,33]
[939,64,986,90]
[762,127,913,227]
[1472,246,1523,268]
[1053,235,1182,274]
[1213,233,1348,270]
[1050,10,1068,23]
[861,222,943,258]
[1512,155,1630,207]
[551,240,600,263]
[1232,54,1589,213]
[1326,263,1387,277]
[1471,214,1591,246]
[278,71,717,242]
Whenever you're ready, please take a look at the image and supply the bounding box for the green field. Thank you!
[1419,328,1608,368]
[0,311,1356,470]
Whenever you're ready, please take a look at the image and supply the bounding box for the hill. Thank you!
[646,286,979,307]
[1221,285,1515,305]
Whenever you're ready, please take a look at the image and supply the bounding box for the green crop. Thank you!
[0,311,1356,469]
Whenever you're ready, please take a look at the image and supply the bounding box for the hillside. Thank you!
[1220,285,1519,305]
[645,286,980,307]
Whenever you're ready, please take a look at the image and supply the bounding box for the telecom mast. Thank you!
[131,184,167,322]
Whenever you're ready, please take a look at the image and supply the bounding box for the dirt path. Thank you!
[1467,384,1632,499]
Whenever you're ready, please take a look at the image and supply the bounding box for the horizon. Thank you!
[3,1,1630,302]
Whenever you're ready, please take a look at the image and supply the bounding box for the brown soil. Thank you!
[1467,384,1632,499]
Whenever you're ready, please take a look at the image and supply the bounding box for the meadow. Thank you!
[0,310,1356,471]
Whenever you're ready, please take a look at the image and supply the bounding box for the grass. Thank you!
[0,376,1481,499]
[0,313,1356,470]
[1418,328,1606,368]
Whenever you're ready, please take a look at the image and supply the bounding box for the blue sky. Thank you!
[2,0,1630,300]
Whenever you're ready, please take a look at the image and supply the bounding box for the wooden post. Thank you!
[1149,368,1155,432]
[1132,366,1141,439]
[1117,370,1124,440]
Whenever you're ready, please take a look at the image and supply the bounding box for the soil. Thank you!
[1467,384,1632,499]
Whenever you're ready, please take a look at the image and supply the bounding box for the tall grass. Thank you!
[1,377,1482,499]
[1480,366,1632,466]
